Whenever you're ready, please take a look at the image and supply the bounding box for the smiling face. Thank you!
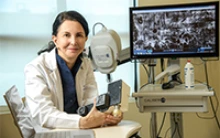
[52,20,88,63]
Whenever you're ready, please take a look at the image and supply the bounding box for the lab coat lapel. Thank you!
[75,63,84,107]
[45,48,64,111]
[50,69,64,111]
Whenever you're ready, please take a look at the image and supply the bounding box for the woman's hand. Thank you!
[79,100,107,129]
[105,112,123,126]
[79,100,123,129]
[104,105,123,126]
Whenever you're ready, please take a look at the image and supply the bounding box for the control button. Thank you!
[161,97,166,103]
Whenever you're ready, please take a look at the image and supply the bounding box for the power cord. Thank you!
[198,58,220,129]
[174,114,183,138]
[164,127,172,138]
[156,112,167,138]
[196,87,220,128]
[162,113,184,138]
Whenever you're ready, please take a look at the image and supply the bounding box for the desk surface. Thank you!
[93,120,142,138]
[34,120,142,138]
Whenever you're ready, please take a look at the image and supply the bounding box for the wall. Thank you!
[0,36,51,105]
[0,37,48,138]
[0,113,21,138]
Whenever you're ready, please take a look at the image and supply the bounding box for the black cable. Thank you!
[201,57,219,62]
[174,114,183,138]
[176,122,182,138]
[171,122,177,138]
[139,83,151,90]
[139,64,151,90]
[171,115,183,138]
[196,89,219,119]
[150,116,153,138]
[156,112,167,137]
[164,127,172,138]
[142,64,150,76]
[200,58,220,129]
[209,95,220,129]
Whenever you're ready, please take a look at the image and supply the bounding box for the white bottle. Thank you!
[184,60,194,89]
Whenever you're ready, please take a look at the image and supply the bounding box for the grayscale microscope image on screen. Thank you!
[130,2,219,59]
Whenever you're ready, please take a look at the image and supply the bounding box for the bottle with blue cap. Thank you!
[184,60,194,89]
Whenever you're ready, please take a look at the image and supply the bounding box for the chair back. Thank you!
[3,85,35,138]
[3,94,24,137]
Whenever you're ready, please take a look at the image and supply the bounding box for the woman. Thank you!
[24,10,122,129]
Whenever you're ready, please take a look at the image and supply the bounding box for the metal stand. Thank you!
[149,58,184,138]
[151,113,157,138]
[136,58,184,138]
[146,59,157,138]
[168,58,184,138]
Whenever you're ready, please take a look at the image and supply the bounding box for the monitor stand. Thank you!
[145,58,157,84]
[167,58,181,80]
[145,58,157,138]
[148,58,183,138]
[167,58,184,138]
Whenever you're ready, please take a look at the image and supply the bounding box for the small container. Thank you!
[184,60,194,89]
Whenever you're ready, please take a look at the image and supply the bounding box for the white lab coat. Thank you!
[24,48,98,129]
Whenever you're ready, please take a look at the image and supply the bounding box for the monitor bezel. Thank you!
[129,1,219,59]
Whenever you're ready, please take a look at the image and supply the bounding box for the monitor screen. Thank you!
[130,1,219,59]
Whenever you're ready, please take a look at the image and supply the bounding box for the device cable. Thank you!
[203,59,220,129]
[209,91,220,129]
[164,127,172,138]
[196,58,220,129]
[139,64,150,90]
[92,22,106,36]
[175,114,183,138]
[195,82,219,120]
[156,112,167,137]
[142,63,150,77]
[150,117,153,138]
[170,122,177,138]
[195,86,219,119]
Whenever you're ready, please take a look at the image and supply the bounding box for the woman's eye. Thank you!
[77,34,84,38]
[64,34,70,37]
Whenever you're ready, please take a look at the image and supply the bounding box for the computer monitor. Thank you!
[129,1,219,60]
